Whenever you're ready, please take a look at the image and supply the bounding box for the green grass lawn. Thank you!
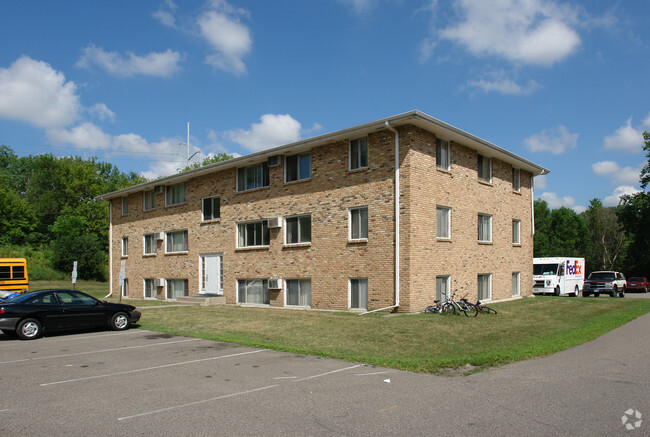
[30,280,650,374]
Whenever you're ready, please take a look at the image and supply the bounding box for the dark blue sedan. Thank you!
[0,289,141,340]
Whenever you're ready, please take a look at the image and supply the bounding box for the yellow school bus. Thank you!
[0,258,29,297]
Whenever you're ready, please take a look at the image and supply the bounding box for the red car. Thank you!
[626,277,649,293]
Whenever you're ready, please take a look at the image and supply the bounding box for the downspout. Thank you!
[104,201,113,298]
[360,121,400,314]
[531,177,535,236]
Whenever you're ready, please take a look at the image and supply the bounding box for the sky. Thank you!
[0,0,648,212]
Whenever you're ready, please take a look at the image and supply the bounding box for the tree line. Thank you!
[1,134,649,282]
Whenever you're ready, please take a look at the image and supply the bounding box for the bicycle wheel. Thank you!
[481,306,497,315]
[442,302,455,315]
[463,304,478,317]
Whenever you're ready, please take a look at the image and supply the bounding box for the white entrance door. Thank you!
[200,254,223,295]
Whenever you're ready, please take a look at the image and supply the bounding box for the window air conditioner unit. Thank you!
[155,278,165,287]
[267,155,282,167]
[268,278,282,289]
[156,232,165,240]
[267,217,282,228]
[154,185,164,194]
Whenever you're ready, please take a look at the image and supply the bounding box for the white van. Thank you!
[533,257,585,296]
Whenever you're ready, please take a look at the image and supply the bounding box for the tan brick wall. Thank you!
[109,123,534,312]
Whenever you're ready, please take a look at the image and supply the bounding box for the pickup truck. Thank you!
[582,271,626,298]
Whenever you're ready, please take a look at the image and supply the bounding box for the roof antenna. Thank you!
[179,122,199,167]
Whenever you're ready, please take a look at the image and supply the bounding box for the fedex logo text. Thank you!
[566,260,582,275]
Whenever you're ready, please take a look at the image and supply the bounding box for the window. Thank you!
[478,155,491,183]
[121,237,128,257]
[350,207,368,240]
[237,162,269,192]
[166,182,186,206]
[144,279,156,299]
[122,278,129,298]
[436,139,450,170]
[286,279,312,307]
[166,230,188,253]
[121,197,128,215]
[285,152,311,182]
[478,214,492,242]
[512,220,521,245]
[202,196,221,221]
[478,274,492,301]
[166,279,188,299]
[238,279,269,305]
[143,190,157,211]
[13,265,25,280]
[237,220,270,247]
[436,275,450,302]
[144,234,157,255]
[285,215,311,245]
[512,272,520,297]
[436,206,451,239]
[512,168,521,192]
[55,290,97,305]
[350,278,368,310]
[350,137,368,170]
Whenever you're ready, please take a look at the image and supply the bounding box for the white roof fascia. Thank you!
[97,110,549,201]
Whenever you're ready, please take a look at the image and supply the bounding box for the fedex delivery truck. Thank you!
[533,257,585,297]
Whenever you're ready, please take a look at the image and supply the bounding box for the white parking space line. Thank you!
[39,348,269,386]
[117,363,364,421]
[0,329,143,347]
[118,385,280,421]
[0,338,201,365]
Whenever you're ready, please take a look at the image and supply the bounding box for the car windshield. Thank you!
[628,277,644,282]
[534,264,558,276]
[588,272,615,280]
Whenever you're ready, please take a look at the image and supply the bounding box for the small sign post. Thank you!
[71,261,78,290]
[118,260,126,303]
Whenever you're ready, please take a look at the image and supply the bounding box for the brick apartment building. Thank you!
[98,110,548,313]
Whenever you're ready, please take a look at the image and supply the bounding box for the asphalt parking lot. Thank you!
[1,305,649,436]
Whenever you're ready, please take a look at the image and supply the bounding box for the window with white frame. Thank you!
[144,234,157,255]
[237,279,269,305]
[166,279,188,299]
[436,206,451,239]
[436,275,450,302]
[166,230,188,253]
[512,272,520,297]
[237,220,270,247]
[202,196,220,221]
[144,278,156,299]
[512,168,521,192]
[350,278,368,310]
[121,237,128,257]
[478,274,492,301]
[478,214,492,242]
[237,162,269,192]
[285,152,311,182]
[122,278,129,297]
[143,190,157,211]
[166,182,186,206]
[512,219,521,245]
[436,138,450,170]
[478,154,491,183]
[121,197,128,215]
[350,137,368,170]
[285,215,311,245]
[349,207,368,240]
[286,279,312,307]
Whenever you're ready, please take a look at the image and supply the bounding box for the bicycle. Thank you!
[424,298,454,314]
[446,292,478,317]
[474,300,497,314]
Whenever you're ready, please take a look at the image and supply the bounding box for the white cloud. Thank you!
[197,2,252,75]
[524,125,578,155]
[592,160,640,187]
[434,0,581,66]
[603,117,647,153]
[77,45,182,78]
[537,191,576,209]
[153,0,177,28]
[47,123,113,150]
[467,74,541,96]
[0,56,81,129]
[89,103,116,122]
[603,186,640,207]
[339,0,376,14]
[228,114,303,152]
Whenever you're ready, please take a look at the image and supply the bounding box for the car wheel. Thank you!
[554,286,561,296]
[619,288,625,298]
[583,291,590,297]
[110,312,130,331]
[610,286,617,298]
[16,318,42,340]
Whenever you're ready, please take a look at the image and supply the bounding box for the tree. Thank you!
[548,207,586,257]
[533,199,552,256]
[50,215,106,281]
[582,198,627,273]
[178,153,233,173]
